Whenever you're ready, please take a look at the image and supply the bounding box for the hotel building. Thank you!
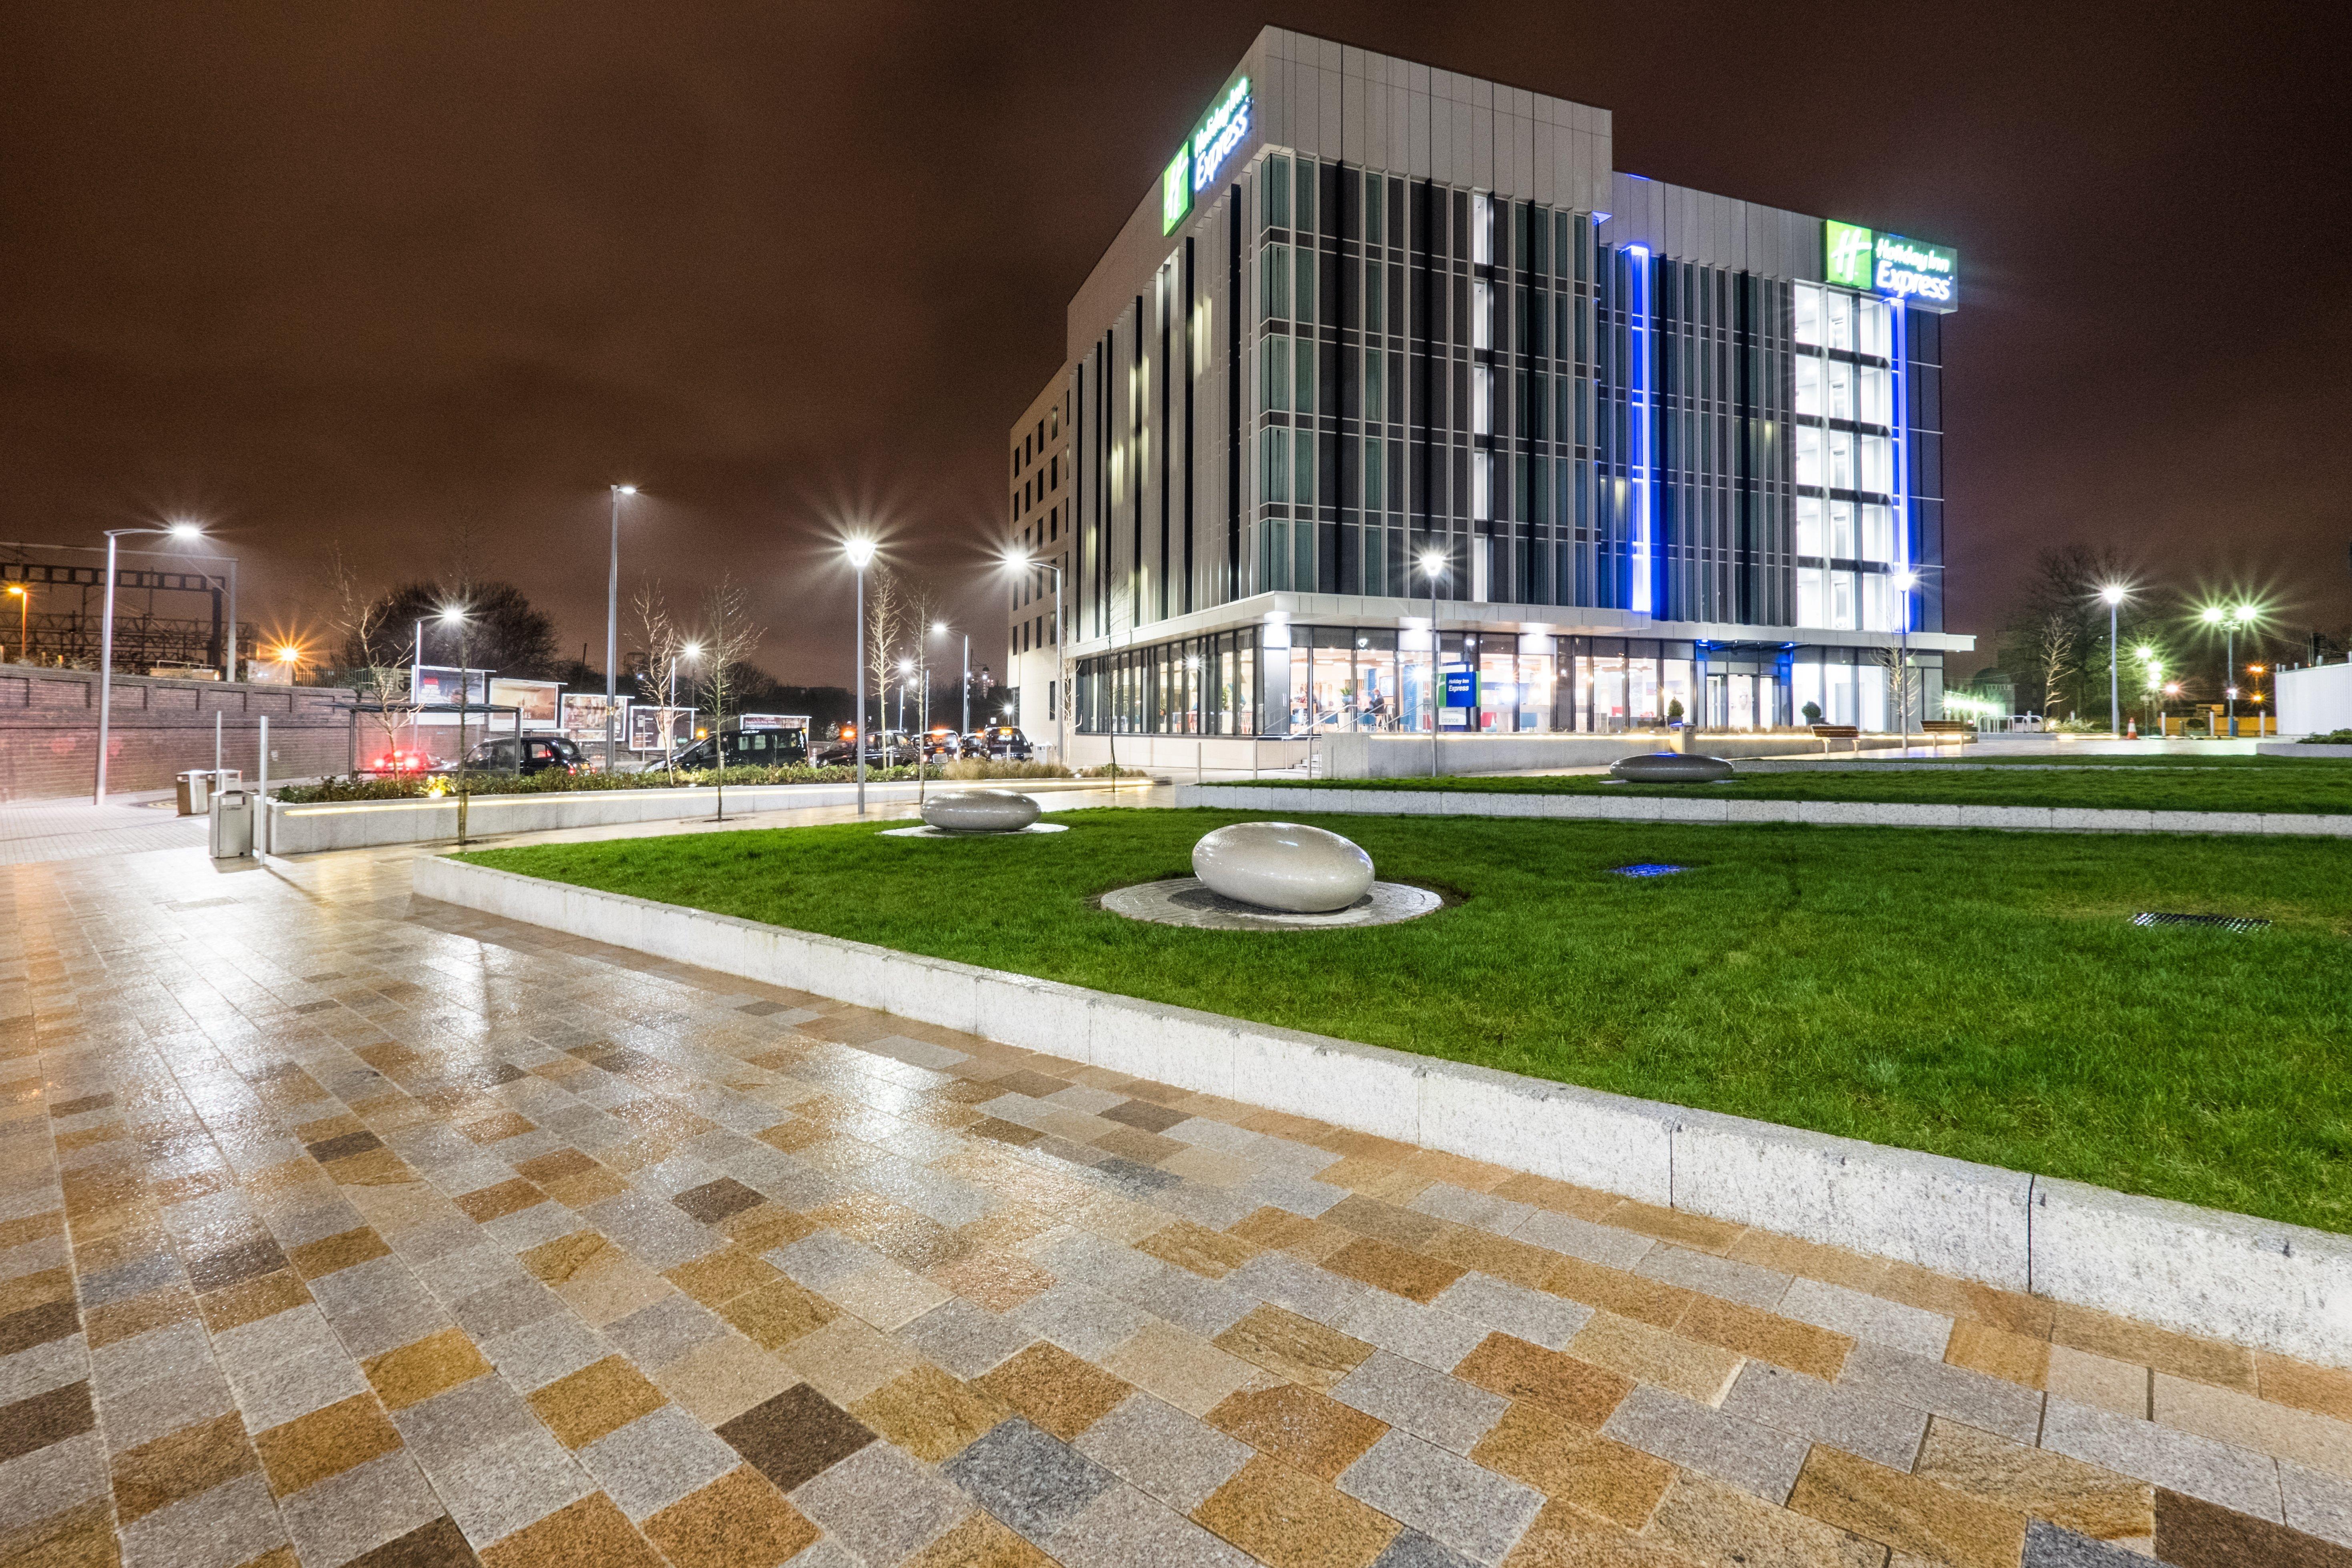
[1005,27,1967,754]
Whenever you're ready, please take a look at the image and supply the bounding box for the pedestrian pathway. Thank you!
[2,836,2347,1567]
[0,793,207,866]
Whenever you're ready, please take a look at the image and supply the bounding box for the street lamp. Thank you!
[1890,568,1920,749]
[605,485,637,773]
[2097,585,2127,737]
[1420,547,1448,777]
[6,583,26,664]
[896,656,915,761]
[844,537,876,814]
[441,605,472,845]
[2199,603,2258,737]
[934,619,970,744]
[95,520,204,803]
[1003,548,1065,767]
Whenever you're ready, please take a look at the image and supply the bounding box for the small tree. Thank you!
[695,575,766,821]
[328,545,414,771]
[2037,611,2079,719]
[862,565,905,765]
[632,578,690,783]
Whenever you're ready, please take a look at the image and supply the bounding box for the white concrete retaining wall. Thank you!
[268,780,1093,854]
[414,855,2352,1367]
[2258,742,2352,759]
[1172,783,2352,838]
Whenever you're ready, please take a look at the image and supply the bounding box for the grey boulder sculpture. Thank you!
[1608,752,1734,783]
[1191,821,1375,912]
[919,789,1042,833]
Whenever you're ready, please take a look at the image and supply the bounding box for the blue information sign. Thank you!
[1443,668,1479,708]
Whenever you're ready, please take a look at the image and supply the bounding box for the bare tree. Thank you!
[862,565,906,765]
[328,544,413,771]
[632,578,689,783]
[2037,611,2079,718]
[696,574,766,821]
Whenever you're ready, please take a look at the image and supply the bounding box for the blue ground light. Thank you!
[1610,863,1689,878]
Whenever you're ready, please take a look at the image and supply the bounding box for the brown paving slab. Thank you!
[2259,1353,2352,1424]
[1209,1382,1389,1481]
[717,1203,820,1255]
[254,1392,405,1497]
[519,1230,620,1285]
[1725,1231,1894,1295]
[0,1210,65,1249]
[0,1266,75,1317]
[848,1364,1009,1462]
[1540,1255,1695,1330]
[900,1510,1059,1567]
[1942,1319,2049,1391]
[459,1111,537,1145]
[1913,1417,2152,1542]
[672,1177,765,1225]
[642,1465,819,1568]
[1101,1098,1192,1133]
[0,1378,95,1466]
[1093,1124,1187,1164]
[1229,1209,1351,1264]
[1498,1497,1700,1566]
[929,1247,1056,1311]
[0,1497,119,1568]
[110,1409,259,1525]
[478,1490,663,1568]
[1877,1263,2053,1341]
[974,1341,1132,1441]
[2153,1487,2352,1568]
[652,1333,796,1426]
[197,1269,313,1332]
[1424,1225,1562,1291]
[365,1326,495,1412]
[715,1385,876,1493]
[528,1355,669,1450]
[1787,1446,2026,1568]
[513,1148,599,1184]
[1457,1334,1635,1428]
[1137,1219,1260,1279]
[454,1179,547,1224]
[1674,1296,1852,1382]
[1323,1235,1466,1303]
[1645,1472,1887,1568]
[186,1235,290,1294]
[0,1297,82,1354]
[1322,1195,1443,1248]
[665,1246,782,1307]
[1212,1304,1375,1392]
[1595,1200,1744,1256]
[1566,1313,1746,1406]
[542,1165,630,1209]
[1399,1148,1518,1193]
[2050,1302,2255,1395]
[1468,1401,1672,1529]
[1103,1320,1259,1417]
[287,1225,393,1279]
[328,1147,418,1186]
[718,1278,838,1351]
[1193,1453,1400,1568]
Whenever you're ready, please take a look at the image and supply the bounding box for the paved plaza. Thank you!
[3,825,2349,1568]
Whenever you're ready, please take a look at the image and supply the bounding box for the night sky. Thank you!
[3,1,2344,682]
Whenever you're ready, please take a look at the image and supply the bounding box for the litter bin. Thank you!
[209,787,255,859]
[176,771,211,816]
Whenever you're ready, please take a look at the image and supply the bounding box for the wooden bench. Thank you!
[1810,724,1861,754]
[1919,720,1975,743]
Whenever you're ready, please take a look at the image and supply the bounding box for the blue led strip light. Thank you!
[1888,300,1911,633]
[1625,246,1654,616]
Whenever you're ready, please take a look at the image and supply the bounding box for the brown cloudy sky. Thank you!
[2,1,2345,680]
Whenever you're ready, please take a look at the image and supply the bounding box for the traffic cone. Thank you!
[2125,718,2137,739]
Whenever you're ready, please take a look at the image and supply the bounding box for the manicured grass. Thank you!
[1203,759,2352,814]
[461,809,2352,1233]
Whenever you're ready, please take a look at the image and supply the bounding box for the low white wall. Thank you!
[267,780,1100,854]
[1171,784,2352,838]
[2258,742,2352,760]
[2279,662,2352,736]
[414,856,2352,1367]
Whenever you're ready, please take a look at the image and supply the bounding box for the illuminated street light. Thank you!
[604,485,639,774]
[2095,584,2128,736]
[7,582,26,665]
[1892,569,1921,747]
[1420,546,1449,775]
[1002,546,1064,766]
[2198,602,2262,736]
[843,537,876,812]
[96,520,207,803]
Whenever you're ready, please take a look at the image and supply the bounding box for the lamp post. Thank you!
[2247,665,2266,737]
[441,606,472,844]
[96,521,205,803]
[6,583,25,664]
[2136,646,2160,737]
[2201,604,2255,737]
[606,485,636,772]
[1889,569,1920,749]
[2098,585,2127,736]
[936,620,969,745]
[1420,547,1447,777]
[1003,549,1064,766]
[844,538,875,813]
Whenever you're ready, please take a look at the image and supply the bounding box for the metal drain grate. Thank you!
[2133,911,2270,932]
[1611,864,1689,878]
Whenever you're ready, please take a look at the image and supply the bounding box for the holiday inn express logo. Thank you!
[1162,75,1251,234]
[1823,220,1959,313]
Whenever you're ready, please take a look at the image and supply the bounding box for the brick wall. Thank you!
[0,668,357,801]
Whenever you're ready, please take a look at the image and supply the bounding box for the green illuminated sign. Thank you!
[1162,146,1192,235]
[1161,75,1251,235]
[1825,221,1874,288]
[1823,221,1959,313]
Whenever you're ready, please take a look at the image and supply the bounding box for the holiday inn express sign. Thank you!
[1162,76,1252,233]
[1825,219,1959,313]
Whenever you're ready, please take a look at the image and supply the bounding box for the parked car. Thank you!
[962,725,1032,761]
[365,747,434,775]
[809,728,917,767]
[460,735,585,776]
[665,728,809,770]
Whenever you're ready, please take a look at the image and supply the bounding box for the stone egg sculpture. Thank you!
[1608,752,1734,783]
[1191,821,1375,913]
[920,789,1041,833]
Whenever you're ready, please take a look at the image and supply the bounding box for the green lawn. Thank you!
[1204,759,2352,814]
[459,809,2352,1234]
